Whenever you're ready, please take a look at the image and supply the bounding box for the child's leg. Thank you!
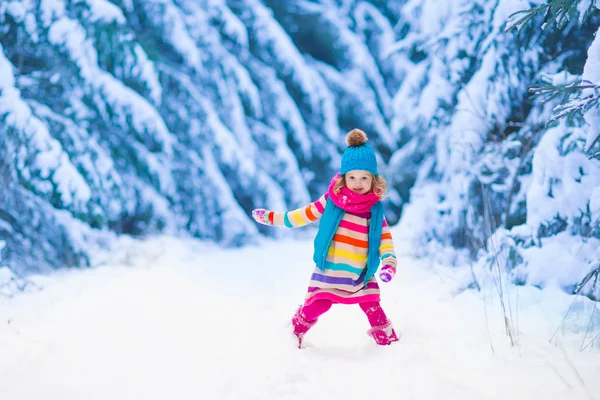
[359,301,399,345]
[359,301,389,326]
[291,299,333,347]
[301,299,333,321]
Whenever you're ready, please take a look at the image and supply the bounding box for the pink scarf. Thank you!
[327,173,380,213]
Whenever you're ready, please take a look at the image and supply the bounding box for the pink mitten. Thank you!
[252,208,272,226]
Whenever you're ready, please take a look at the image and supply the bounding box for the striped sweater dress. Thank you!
[266,193,397,305]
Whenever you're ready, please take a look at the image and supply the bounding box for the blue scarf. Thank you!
[313,198,384,284]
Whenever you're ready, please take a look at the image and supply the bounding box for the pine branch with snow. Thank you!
[506,0,596,32]
[529,78,600,130]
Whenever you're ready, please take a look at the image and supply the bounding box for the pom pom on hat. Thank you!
[340,128,378,176]
[346,129,368,147]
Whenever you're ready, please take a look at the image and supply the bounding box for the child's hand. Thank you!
[379,265,395,282]
[252,208,272,225]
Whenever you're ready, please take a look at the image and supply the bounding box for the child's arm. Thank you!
[252,194,328,228]
[378,218,398,282]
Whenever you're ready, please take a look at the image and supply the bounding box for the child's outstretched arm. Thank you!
[378,218,398,282]
[252,194,328,228]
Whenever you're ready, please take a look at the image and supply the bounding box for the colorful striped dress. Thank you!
[266,193,397,305]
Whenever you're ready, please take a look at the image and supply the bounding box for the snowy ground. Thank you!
[1,230,599,400]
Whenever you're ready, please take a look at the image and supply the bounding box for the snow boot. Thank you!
[367,320,399,345]
[291,306,317,349]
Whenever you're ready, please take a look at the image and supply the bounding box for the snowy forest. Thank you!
[1,0,600,300]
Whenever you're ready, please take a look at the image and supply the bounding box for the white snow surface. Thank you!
[1,230,599,400]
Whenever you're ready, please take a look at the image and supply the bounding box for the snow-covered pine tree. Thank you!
[390,0,600,299]
[0,0,399,283]
[503,0,600,299]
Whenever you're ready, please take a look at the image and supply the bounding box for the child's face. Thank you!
[345,170,373,194]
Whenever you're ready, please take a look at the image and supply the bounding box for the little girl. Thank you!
[252,129,399,348]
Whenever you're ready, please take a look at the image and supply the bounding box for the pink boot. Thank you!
[291,307,317,349]
[367,320,399,345]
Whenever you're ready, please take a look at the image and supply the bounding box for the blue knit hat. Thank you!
[340,129,379,176]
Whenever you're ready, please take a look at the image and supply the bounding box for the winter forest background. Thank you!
[1,0,600,300]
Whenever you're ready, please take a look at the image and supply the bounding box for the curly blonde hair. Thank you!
[333,173,387,199]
